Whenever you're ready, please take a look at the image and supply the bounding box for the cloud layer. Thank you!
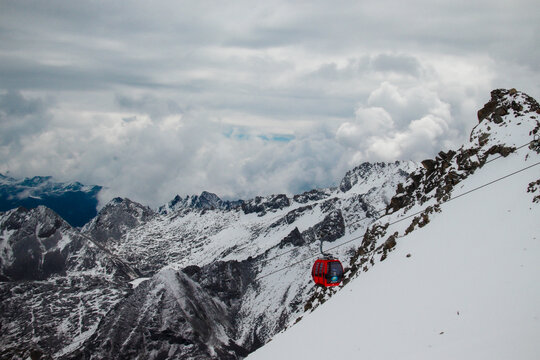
[0,0,539,207]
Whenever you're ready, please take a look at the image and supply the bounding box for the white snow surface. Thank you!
[248,145,540,359]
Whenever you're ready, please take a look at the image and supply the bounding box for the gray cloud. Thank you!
[0,0,538,207]
[0,91,51,149]
[371,54,422,77]
[0,90,46,117]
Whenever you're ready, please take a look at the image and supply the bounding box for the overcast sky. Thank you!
[1,0,539,208]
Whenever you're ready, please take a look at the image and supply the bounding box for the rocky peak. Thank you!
[0,206,136,282]
[388,88,540,214]
[76,268,247,360]
[339,161,418,194]
[241,194,291,216]
[477,88,540,124]
[0,206,71,280]
[83,197,155,244]
[292,188,333,204]
[159,191,243,214]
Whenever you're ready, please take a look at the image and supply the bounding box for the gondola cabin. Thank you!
[312,258,343,287]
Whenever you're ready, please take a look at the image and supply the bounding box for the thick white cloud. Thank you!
[0,1,538,207]
[337,82,457,164]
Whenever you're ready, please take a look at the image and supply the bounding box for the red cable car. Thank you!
[312,258,343,287]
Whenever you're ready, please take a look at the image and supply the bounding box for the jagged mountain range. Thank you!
[1,88,539,359]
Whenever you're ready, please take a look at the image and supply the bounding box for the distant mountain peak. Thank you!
[339,161,419,194]
[0,174,102,227]
[83,197,155,244]
[158,191,243,214]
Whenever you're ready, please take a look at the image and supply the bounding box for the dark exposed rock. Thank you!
[388,194,407,214]
[278,227,306,249]
[339,162,392,192]
[312,210,345,244]
[293,189,331,203]
[421,159,437,174]
[159,191,243,214]
[477,97,498,122]
[383,234,397,251]
[184,259,255,308]
[241,194,290,215]
[527,179,540,203]
[83,197,155,244]
[75,269,245,360]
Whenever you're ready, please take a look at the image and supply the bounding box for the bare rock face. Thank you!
[158,191,243,214]
[293,189,332,204]
[83,197,155,244]
[0,207,135,360]
[74,269,247,360]
[0,206,130,281]
[313,210,346,243]
[241,194,291,215]
[279,227,306,248]
[388,89,540,214]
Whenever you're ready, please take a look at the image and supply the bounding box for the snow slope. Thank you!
[248,93,540,359]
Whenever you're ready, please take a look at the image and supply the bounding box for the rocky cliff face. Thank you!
[0,206,136,360]
[158,191,243,215]
[75,269,246,360]
[83,197,155,244]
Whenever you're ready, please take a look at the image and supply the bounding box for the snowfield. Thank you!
[249,144,540,359]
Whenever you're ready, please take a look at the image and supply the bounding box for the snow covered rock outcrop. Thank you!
[74,269,248,360]
[158,191,243,214]
[83,197,155,244]
[0,206,137,359]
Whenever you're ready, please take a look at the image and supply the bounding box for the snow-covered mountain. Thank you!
[1,88,538,359]
[0,174,102,227]
[0,163,418,358]
[72,160,418,359]
[248,88,540,359]
[0,206,138,359]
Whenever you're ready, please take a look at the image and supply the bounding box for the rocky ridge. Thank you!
[337,88,540,295]
[0,206,137,359]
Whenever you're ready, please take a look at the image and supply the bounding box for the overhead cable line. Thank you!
[256,139,537,266]
[255,158,540,281]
